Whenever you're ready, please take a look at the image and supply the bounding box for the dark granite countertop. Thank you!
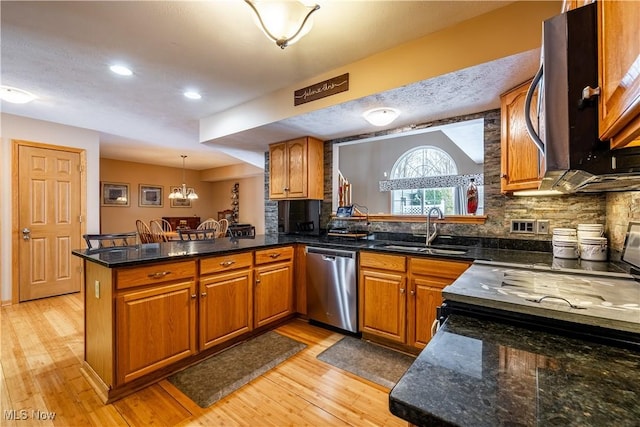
[389,314,640,427]
[72,233,633,274]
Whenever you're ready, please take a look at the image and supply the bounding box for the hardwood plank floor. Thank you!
[1,293,406,426]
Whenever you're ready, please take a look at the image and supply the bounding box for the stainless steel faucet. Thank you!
[426,206,444,246]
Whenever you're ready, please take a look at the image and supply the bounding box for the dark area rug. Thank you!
[316,336,415,389]
[168,331,305,408]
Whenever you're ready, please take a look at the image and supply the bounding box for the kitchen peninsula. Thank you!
[73,233,639,418]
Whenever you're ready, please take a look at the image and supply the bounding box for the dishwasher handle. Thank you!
[305,246,356,259]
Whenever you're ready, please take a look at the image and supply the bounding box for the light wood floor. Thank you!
[1,293,406,426]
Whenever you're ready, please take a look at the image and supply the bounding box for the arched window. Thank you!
[390,146,458,215]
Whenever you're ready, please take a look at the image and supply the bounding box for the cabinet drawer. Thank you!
[116,260,196,290]
[360,251,406,272]
[410,257,470,281]
[255,246,294,265]
[200,252,253,275]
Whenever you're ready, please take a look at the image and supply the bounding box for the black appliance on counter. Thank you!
[277,200,321,235]
[525,3,640,193]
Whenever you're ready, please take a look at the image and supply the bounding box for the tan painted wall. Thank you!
[100,158,265,234]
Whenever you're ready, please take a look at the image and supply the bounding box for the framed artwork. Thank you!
[169,186,193,208]
[139,184,163,207]
[101,182,130,206]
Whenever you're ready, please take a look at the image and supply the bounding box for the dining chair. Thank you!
[136,220,154,244]
[151,218,172,232]
[197,218,220,236]
[83,232,138,250]
[178,229,215,241]
[149,220,169,242]
[217,218,229,238]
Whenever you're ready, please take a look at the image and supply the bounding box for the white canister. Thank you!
[577,223,604,239]
[553,228,577,238]
[579,237,608,261]
[553,237,579,259]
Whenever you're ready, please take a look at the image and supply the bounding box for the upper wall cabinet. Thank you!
[561,0,594,13]
[597,0,640,149]
[269,136,324,200]
[500,79,544,193]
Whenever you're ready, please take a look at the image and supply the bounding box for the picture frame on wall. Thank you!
[101,182,130,206]
[169,186,192,208]
[139,184,163,207]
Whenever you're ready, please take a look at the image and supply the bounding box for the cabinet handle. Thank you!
[220,260,235,267]
[148,271,170,279]
[400,288,405,294]
[283,187,289,192]
[191,294,197,299]
[256,278,261,284]
[501,174,508,179]
[269,253,281,259]
[410,290,415,296]
[201,292,207,297]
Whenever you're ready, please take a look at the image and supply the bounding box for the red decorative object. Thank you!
[466,179,478,215]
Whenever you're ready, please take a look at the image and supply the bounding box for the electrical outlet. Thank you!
[537,220,550,234]
[510,219,536,234]
[94,280,100,299]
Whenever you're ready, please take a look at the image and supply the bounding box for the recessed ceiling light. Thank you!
[363,107,400,126]
[184,91,202,100]
[109,64,133,76]
[0,85,37,104]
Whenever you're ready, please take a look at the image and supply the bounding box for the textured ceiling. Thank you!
[1,0,540,171]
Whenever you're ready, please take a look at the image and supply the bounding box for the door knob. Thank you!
[22,228,31,241]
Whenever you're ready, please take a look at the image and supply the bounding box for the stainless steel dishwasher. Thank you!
[305,246,358,333]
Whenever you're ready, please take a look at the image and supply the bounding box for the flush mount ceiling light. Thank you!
[244,0,320,49]
[183,91,202,100]
[363,108,400,127]
[109,64,133,76]
[168,155,199,200]
[0,86,37,104]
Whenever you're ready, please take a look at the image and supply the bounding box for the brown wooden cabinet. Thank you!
[115,260,197,385]
[359,252,470,349]
[269,136,324,200]
[199,252,254,350]
[408,257,470,349]
[359,252,407,344]
[254,246,295,327]
[597,0,640,149]
[500,79,545,193]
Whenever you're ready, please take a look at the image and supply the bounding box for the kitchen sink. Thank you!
[376,244,467,256]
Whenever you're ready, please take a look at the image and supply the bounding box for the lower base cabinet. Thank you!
[359,251,470,349]
[254,247,295,328]
[115,265,198,385]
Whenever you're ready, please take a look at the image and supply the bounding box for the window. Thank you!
[390,146,458,215]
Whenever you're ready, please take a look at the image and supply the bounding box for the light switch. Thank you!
[94,280,100,299]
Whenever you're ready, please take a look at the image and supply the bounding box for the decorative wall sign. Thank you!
[101,182,130,206]
[139,184,163,207]
[294,73,349,106]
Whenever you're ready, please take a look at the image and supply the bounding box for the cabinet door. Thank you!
[500,79,544,193]
[116,281,196,384]
[254,262,294,327]
[359,268,406,343]
[200,269,253,350]
[598,0,640,148]
[408,276,449,349]
[285,138,309,198]
[269,142,288,199]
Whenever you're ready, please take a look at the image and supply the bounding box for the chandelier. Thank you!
[168,155,199,200]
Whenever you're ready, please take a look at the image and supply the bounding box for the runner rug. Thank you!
[317,336,415,389]
[168,331,306,408]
